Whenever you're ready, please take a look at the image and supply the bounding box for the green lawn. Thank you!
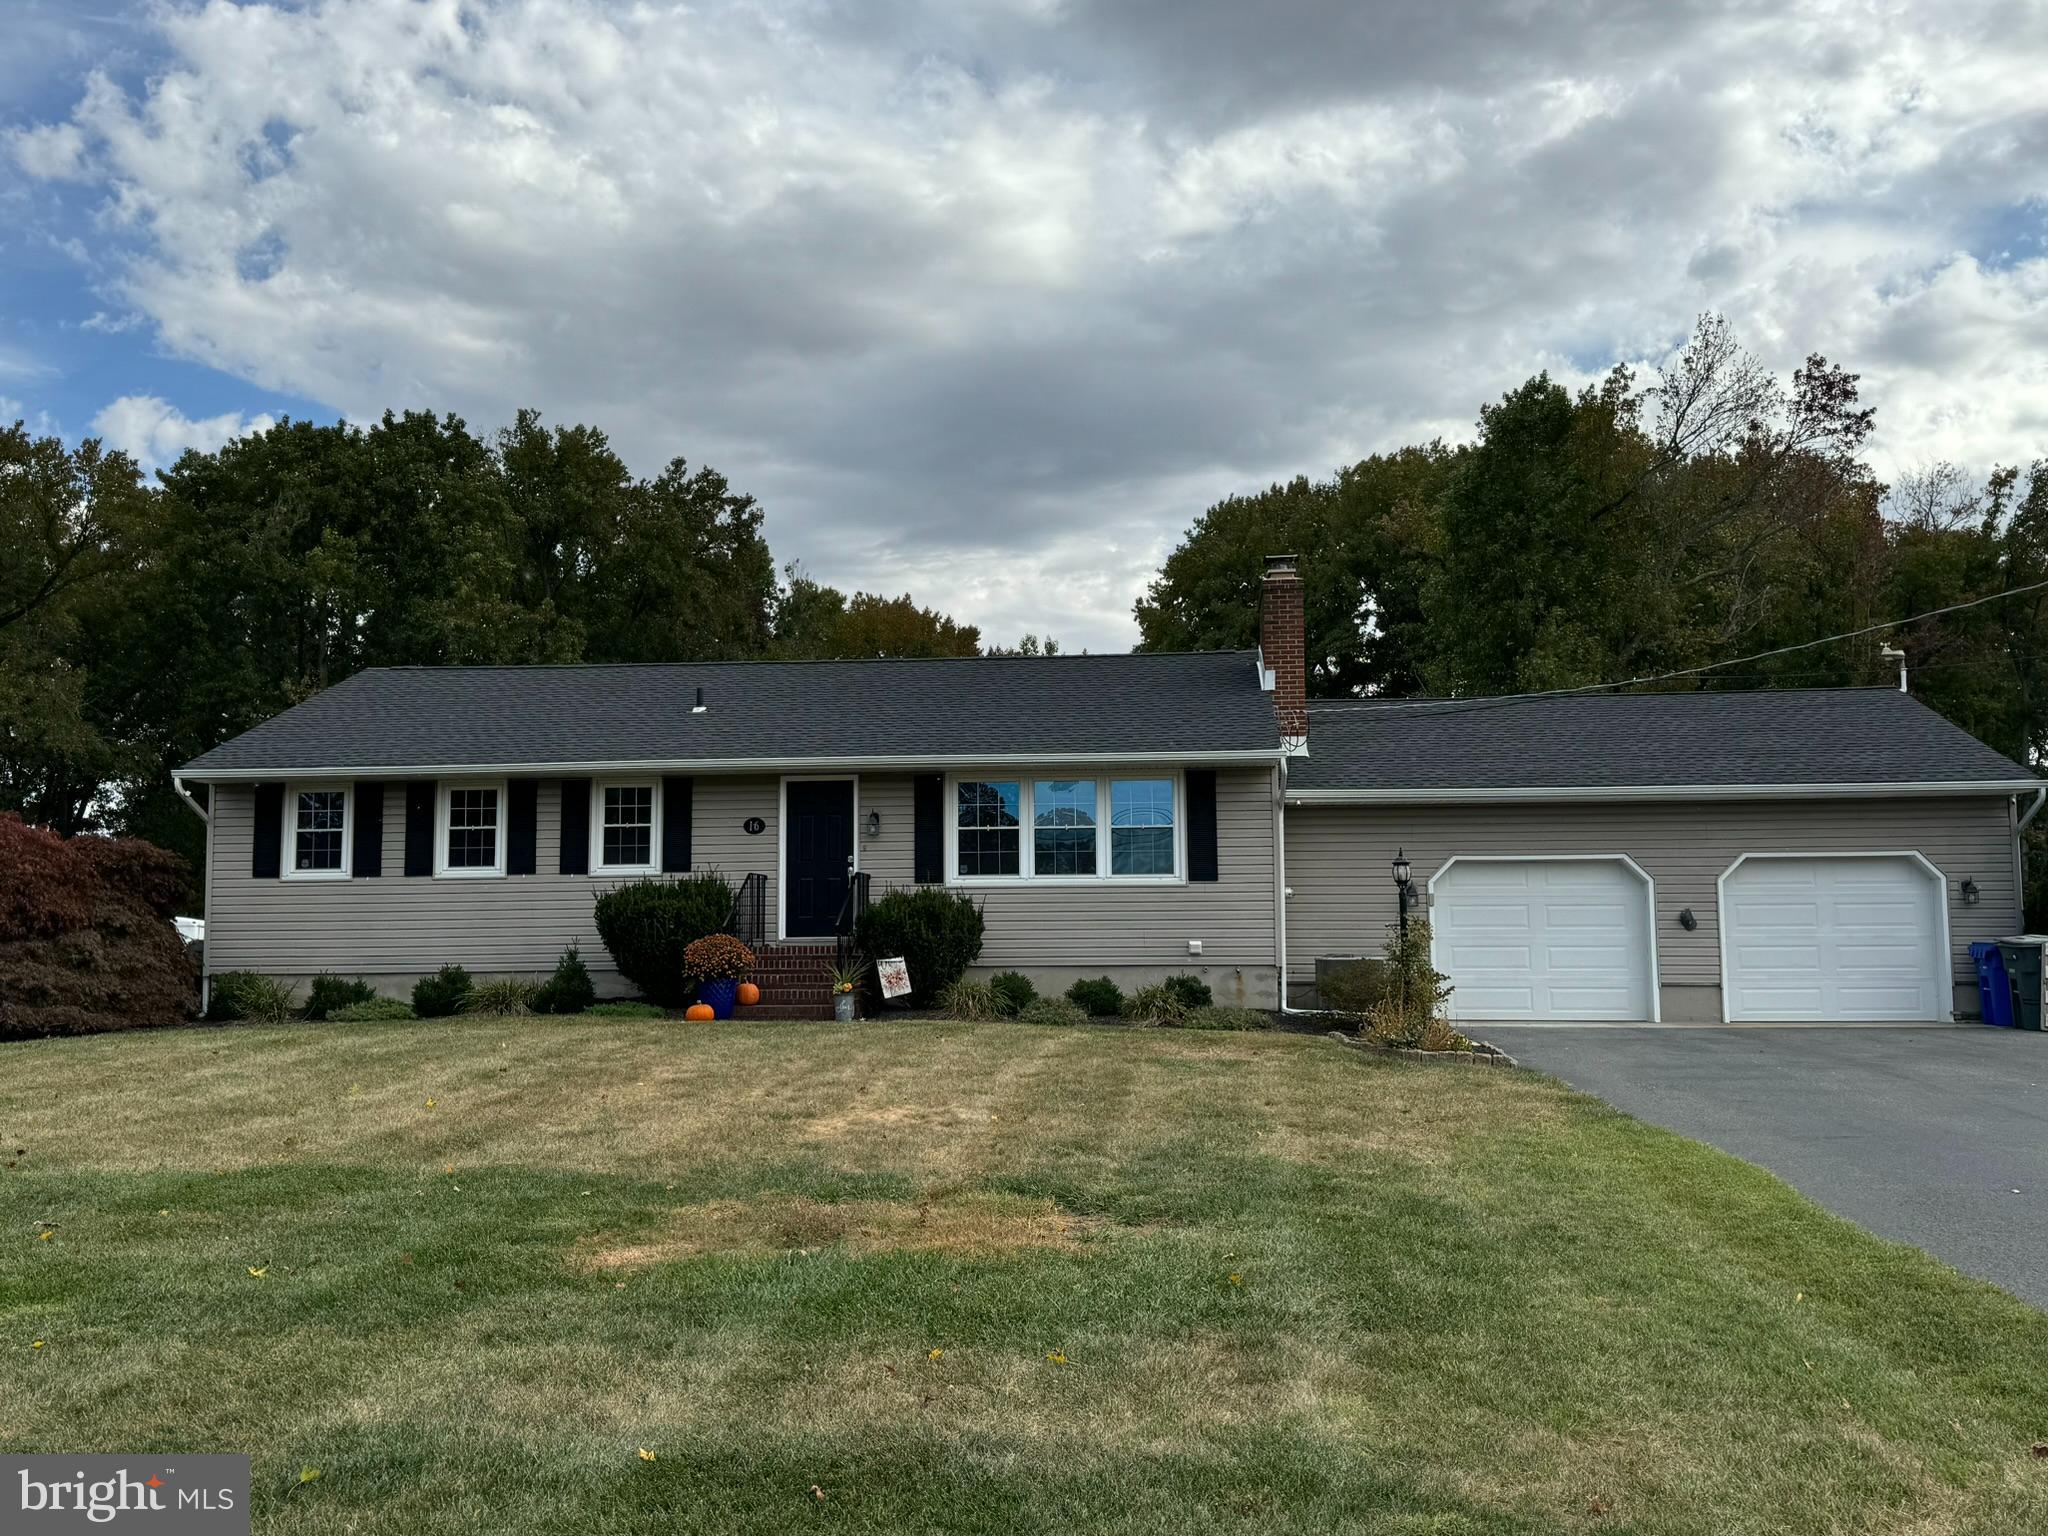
[4,1019,2045,1534]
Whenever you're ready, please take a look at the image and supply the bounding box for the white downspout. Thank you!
[173,775,212,1015]
[2015,787,2045,929]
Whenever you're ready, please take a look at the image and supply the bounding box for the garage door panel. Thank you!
[1431,859,1653,1022]
[1721,856,1944,1022]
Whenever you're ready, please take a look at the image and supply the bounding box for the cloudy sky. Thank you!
[5,1,2047,650]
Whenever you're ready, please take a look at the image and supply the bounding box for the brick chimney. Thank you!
[1260,554,1307,745]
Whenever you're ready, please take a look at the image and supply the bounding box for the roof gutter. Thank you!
[1286,779,2044,806]
[171,774,209,823]
[179,748,1289,782]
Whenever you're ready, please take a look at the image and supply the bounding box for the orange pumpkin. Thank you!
[684,1003,715,1021]
[736,981,761,1007]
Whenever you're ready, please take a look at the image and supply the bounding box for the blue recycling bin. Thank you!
[1971,941,2015,1027]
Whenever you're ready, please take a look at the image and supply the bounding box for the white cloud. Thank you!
[90,394,277,472]
[15,0,2048,647]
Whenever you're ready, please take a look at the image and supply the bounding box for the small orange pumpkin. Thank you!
[736,981,761,1007]
[684,1003,715,1021]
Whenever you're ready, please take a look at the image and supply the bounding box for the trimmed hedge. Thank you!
[989,971,1037,1016]
[852,889,984,1006]
[1065,976,1124,1017]
[412,965,474,1019]
[306,974,376,1020]
[593,874,734,1007]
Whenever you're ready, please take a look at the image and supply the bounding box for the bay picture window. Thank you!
[951,774,1180,882]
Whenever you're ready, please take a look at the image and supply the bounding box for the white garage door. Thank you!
[1720,855,1948,1022]
[1430,858,1655,1022]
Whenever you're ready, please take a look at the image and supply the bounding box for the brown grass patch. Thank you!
[578,1190,1104,1269]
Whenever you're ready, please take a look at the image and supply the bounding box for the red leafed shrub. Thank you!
[0,813,198,1040]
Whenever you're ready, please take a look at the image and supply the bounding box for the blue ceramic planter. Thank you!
[698,977,739,1019]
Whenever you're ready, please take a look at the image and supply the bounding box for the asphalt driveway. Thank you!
[1474,1024,2048,1308]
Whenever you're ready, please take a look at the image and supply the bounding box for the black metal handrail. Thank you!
[834,870,871,974]
[730,872,768,952]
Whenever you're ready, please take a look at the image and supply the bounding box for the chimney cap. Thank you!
[1263,554,1300,577]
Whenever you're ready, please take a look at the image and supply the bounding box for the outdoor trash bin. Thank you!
[1996,936,2048,1031]
[1971,942,2015,1027]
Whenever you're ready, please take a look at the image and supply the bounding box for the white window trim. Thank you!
[592,777,663,875]
[282,780,352,881]
[435,779,509,879]
[944,772,1186,886]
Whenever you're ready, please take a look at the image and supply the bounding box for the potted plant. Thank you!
[683,934,756,1020]
[829,955,868,1022]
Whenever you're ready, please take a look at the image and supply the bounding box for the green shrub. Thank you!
[1122,983,1191,1026]
[411,964,473,1019]
[1016,997,1089,1028]
[329,999,416,1022]
[592,874,734,1006]
[531,946,597,1015]
[937,979,1001,1020]
[465,977,538,1015]
[1065,976,1124,1016]
[206,971,298,1024]
[1184,1005,1272,1032]
[1317,958,1390,1014]
[988,971,1037,1016]
[305,973,376,1020]
[852,889,985,1005]
[584,1000,667,1019]
[1357,918,1455,1048]
[1163,973,1213,1010]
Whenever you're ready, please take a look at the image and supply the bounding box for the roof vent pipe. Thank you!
[692,686,707,714]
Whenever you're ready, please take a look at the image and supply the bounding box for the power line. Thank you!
[1310,576,2048,720]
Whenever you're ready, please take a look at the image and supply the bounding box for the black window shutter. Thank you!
[1186,770,1219,882]
[559,777,591,875]
[507,780,538,875]
[352,781,384,877]
[404,781,435,877]
[913,774,944,884]
[662,777,692,872]
[251,783,284,879]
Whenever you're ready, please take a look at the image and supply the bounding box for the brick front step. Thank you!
[740,1004,836,1020]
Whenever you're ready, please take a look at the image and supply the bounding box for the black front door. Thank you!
[785,779,854,938]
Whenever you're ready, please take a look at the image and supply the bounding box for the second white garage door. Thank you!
[1429,857,1656,1022]
[1719,854,1949,1022]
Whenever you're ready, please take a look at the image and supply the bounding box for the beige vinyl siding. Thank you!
[208,777,782,990]
[208,766,1284,997]
[1283,795,2020,1016]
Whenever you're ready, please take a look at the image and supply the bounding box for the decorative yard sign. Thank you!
[743,816,766,835]
[877,956,912,1000]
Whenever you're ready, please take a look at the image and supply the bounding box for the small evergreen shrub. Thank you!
[1357,918,1457,1048]
[530,946,597,1015]
[465,978,539,1015]
[852,889,985,1005]
[411,964,474,1019]
[1065,976,1124,1016]
[592,874,735,1007]
[305,973,376,1020]
[1016,997,1089,1028]
[1122,983,1191,1026]
[584,1000,667,1019]
[329,999,416,1022]
[207,971,299,1024]
[1184,1005,1272,1032]
[988,971,1037,1016]
[937,979,1001,1020]
[1163,974,1213,1010]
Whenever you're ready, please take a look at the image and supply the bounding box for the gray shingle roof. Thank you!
[1289,688,2037,795]
[180,651,1282,775]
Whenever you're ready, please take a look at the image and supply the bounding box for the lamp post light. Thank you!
[1392,848,1413,942]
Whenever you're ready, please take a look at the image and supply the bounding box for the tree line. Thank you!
[1,408,1013,889]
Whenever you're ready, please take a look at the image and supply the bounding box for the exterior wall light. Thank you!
[865,809,882,839]
[1677,908,1697,930]
[1392,848,1414,939]
[1961,878,1980,905]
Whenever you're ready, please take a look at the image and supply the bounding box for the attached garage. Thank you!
[1281,688,2040,1022]
[1719,854,1949,1022]
[1429,857,1656,1021]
